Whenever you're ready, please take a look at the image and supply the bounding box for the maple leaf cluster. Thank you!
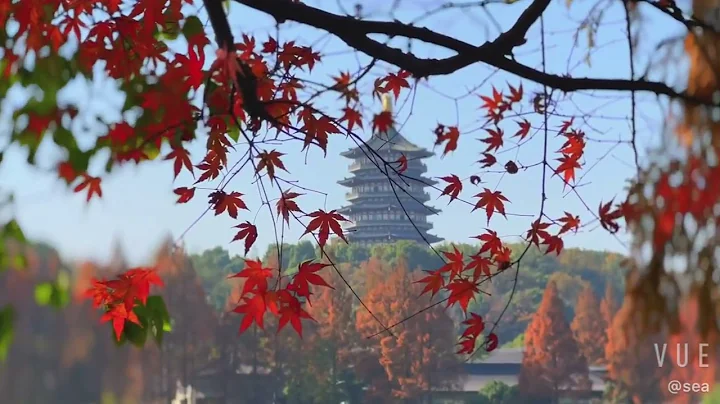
[554,118,585,186]
[84,267,164,341]
[228,259,333,337]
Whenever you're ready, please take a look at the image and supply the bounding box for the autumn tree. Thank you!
[519,280,589,403]
[604,296,669,403]
[357,260,460,402]
[570,284,607,365]
[664,294,719,403]
[600,283,618,338]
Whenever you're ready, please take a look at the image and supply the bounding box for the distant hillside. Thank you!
[189,240,626,345]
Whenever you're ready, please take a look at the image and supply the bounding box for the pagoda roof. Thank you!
[341,126,433,159]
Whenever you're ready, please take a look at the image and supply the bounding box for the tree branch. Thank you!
[234,0,717,106]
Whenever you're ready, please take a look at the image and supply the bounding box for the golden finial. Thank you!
[381,93,393,114]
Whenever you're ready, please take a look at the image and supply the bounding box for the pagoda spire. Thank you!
[381,93,393,114]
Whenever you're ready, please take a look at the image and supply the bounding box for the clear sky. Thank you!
[0,0,685,266]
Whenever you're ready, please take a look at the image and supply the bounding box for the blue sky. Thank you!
[0,0,685,266]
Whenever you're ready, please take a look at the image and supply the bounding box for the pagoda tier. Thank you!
[337,109,443,246]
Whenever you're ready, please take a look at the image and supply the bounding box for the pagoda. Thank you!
[337,95,443,246]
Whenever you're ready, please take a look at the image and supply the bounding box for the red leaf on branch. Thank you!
[446,278,479,312]
[472,188,509,223]
[396,154,408,173]
[373,111,393,133]
[174,187,195,204]
[474,229,503,257]
[165,147,193,179]
[481,128,504,152]
[74,174,103,201]
[457,336,476,355]
[555,154,582,186]
[288,260,333,300]
[277,191,303,224]
[526,220,552,247]
[382,69,411,99]
[462,313,485,339]
[302,209,349,247]
[233,294,267,334]
[485,332,499,352]
[278,293,314,337]
[543,235,564,255]
[101,304,141,341]
[340,107,363,132]
[434,125,460,156]
[229,259,273,296]
[507,83,523,103]
[209,191,248,218]
[438,246,465,280]
[599,199,623,233]
[256,150,288,181]
[439,174,463,202]
[465,254,493,280]
[232,222,258,255]
[478,153,496,168]
[57,161,78,183]
[557,212,580,234]
[514,119,531,140]
[415,270,445,298]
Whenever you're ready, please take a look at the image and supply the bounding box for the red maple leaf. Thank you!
[300,114,340,154]
[256,149,288,181]
[396,154,408,173]
[233,294,267,334]
[465,254,493,280]
[558,118,574,135]
[478,153,496,168]
[543,235,564,255]
[526,220,552,247]
[472,188,509,223]
[456,336,476,355]
[446,278,479,312]
[276,191,304,224]
[555,154,582,186]
[415,270,445,298]
[439,174,463,202]
[74,174,102,201]
[57,161,78,183]
[481,128,504,152]
[277,293,314,337]
[514,119,531,140]
[174,187,195,204]
[506,83,523,103]
[232,221,258,255]
[461,313,485,339]
[474,229,503,257]
[101,304,141,341]
[484,332,499,352]
[438,246,465,280]
[229,259,273,296]
[340,107,363,132]
[557,212,580,234]
[434,125,460,156]
[165,147,194,179]
[382,69,411,99]
[372,111,393,133]
[301,209,349,247]
[209,191,248,218]
[599,199,623,233]
[288,260,333,300]
[479,86,504,112]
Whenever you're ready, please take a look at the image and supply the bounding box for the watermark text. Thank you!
[667,380,710,395]
[654,343,711,368]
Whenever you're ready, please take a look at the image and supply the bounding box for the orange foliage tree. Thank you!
[356,260,460,402]
[519,280,589,402]
[570,284,607,365]
[3,0,720,363]
[604,295,669,403]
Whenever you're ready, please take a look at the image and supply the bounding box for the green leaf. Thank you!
[0,306,15,362]
[145,295,172,345]
[182,16,204,39]
[34,277,69,308]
